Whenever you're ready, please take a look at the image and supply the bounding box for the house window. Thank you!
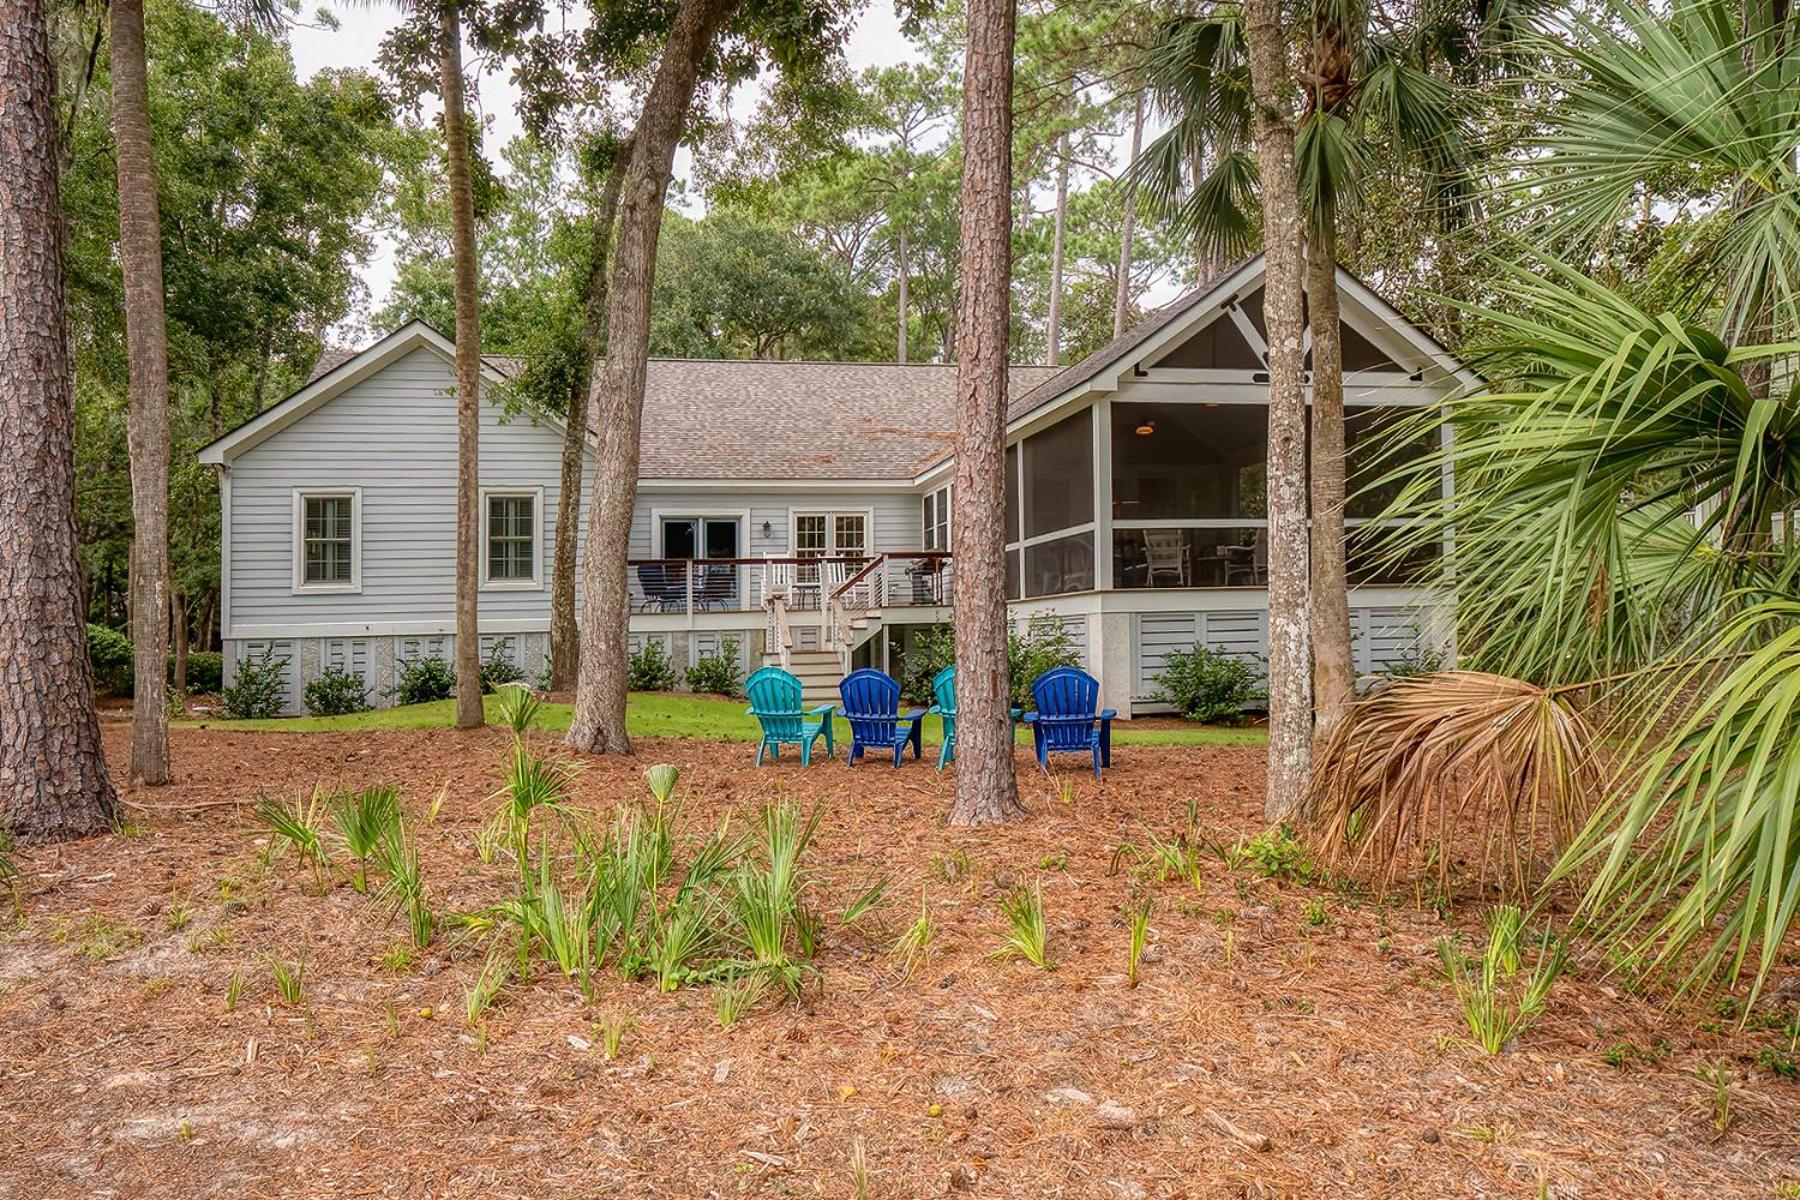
[293,489,360,592]
[482,490,541,587]
[794,514,828,558]
[923,485,951,551]
[834,514,867,558]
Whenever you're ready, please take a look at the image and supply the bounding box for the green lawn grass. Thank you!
[182,690,1267,746]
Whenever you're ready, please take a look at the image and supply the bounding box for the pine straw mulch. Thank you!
[1,726,1796,1200]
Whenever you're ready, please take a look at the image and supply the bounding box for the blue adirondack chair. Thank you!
[745,667,835,766]
[1022,666,1116,778]
[928,665,957,770]
[838,668,925,767]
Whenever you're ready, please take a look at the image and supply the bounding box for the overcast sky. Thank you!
[288,1,926,316]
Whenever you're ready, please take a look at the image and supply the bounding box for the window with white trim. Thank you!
[923,485,951,551]
[294,490,359,591]
[484,491,539,585]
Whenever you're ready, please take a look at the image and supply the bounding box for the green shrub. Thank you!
[1154,645,1263,723]
[222,648,289,719]
[629,640,679,691]
[182,651,224,693]
[1008,617,1082,709]
[304,666,371,716]
[898,624,954,705]
[1224,822,1316,884]
[478,639,526,693]
[390,657,456,706]
[686,638,743,697]
[87,623,133,695]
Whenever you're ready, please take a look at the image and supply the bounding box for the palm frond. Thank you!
[1306,671,1602,893]
[1554,597,1800,997]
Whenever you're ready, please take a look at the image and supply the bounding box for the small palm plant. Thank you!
[1437,906,1567,1054]
[1125,897,1153,989]
[892,888,934,981]
[480,743,578,880]
[330,785,400,894]
[993,880,1051,970]
[494,682,542,737]
[373,818,433,949]
[258,790,331,883]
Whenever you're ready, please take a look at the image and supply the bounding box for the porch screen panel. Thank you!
[1024,532,1094,598]
[1111,402,1267,521]
[1022,412,1093,538]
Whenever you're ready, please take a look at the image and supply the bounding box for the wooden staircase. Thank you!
[782,649,842,705]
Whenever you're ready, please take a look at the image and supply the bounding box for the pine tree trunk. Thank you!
[1046,131,1069,365]
[440,5,484,729]
[0,0,121,838]
[896,225,910,363]
[1113,93,1143,338]
[550,142,630,693]
[566,0,741,755]
[110,0,171,786]
[1307,222,1353,734]
[1243,0,1313,821]
[949,0,1024,827]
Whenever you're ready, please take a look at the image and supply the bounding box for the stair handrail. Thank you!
[826,553,889,672]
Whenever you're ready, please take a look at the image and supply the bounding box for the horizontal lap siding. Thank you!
[638,491,924,558]
[229,348,586,634]
[1134,611,1266,701]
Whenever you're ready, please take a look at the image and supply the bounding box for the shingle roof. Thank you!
[634,359,1058,480]
[305,345,359,382]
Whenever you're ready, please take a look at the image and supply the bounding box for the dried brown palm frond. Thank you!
[1306,671,1603,895]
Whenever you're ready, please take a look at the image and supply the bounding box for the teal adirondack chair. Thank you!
[745,666,835,766]
[928,665,956,770]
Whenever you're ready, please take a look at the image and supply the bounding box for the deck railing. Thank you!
[624,553,952,620]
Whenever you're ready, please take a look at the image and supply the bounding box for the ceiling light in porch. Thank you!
[1134,419,1156,436]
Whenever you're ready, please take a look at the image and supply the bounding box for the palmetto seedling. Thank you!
[271,956,305,1006]
[331,785,400,894]
[481,744,579,880]
[464,949,510,1025]
[1126,897,1153,989]
[494,682,543,737]
[597,1011,631,1060]
[713,971,769,1029]
[892,889,934,982]
[840,877,890,928]
[373,818,433,949]
[224,969,244,1013]
[728,800,825,997]
[993,880,1051,970]
[1437,906,1567,1054]
[257,790,331,882]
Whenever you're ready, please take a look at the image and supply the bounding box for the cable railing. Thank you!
[624,553,953,619]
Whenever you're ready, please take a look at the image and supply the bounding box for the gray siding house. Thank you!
[199,255,1465,716]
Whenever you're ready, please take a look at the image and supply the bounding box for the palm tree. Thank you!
[1135,2,1482,734]
[0,0,121,837]
[109,0,172,785]
[947,0,1025,825]
[1312,0,1800,997]
[1518,0,1800,391]
[1313,262,1800,996]
[1240,0,1313,821]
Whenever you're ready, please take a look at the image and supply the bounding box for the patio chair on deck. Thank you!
[1022,666,1115,778]
[838,668,925,767]
[745,666,835,766]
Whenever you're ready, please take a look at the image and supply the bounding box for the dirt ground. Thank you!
[1,725,1795,1199]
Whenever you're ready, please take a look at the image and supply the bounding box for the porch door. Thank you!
[661,518,740,606]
